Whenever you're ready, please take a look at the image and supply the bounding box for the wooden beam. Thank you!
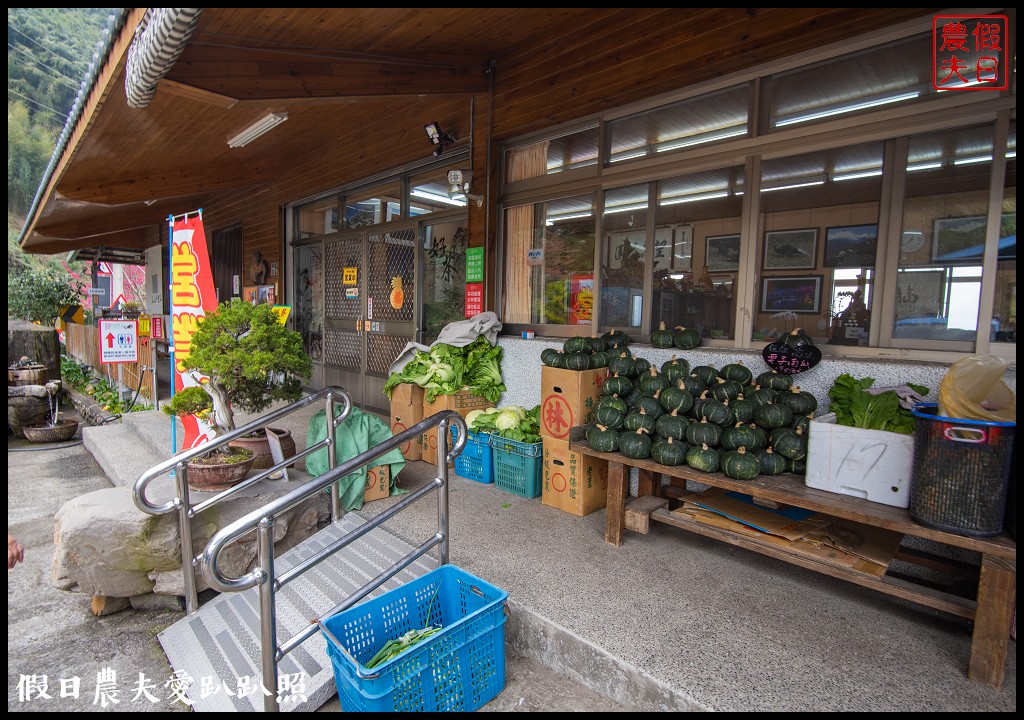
[158,79,238,109]
[58,164,273,204]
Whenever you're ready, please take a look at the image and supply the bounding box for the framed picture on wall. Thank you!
[705,234,740,272]
[672,224,693,272]
[824,224,878,267]
[760,275,822,314]
[932,213,1016,263]
[762,228,818,270]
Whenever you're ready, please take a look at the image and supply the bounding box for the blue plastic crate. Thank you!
[489,435,543,498]
[321,564,508,713]
[453,429,494,484]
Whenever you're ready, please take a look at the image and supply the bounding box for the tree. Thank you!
[164,300,312,436]
[7,264,86,324]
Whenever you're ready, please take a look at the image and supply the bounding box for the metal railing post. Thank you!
[257,517,280,712]
[326,393,341,522]
[437,417,450,567]
[175,461,199,614]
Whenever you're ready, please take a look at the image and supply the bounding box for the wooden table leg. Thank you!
[638,468,657,498]
[604,461,628,546]
[967,552,1015,689]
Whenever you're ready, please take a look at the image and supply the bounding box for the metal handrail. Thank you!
[201,410,466,712]
[133,386,354,612]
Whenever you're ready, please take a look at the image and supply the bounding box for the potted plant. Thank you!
[163,300,312,488]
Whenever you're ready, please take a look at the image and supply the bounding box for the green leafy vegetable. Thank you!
[827,374,929,434]
[384,336,506,404]
[468,404,541,443]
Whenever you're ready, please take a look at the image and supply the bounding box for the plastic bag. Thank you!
[938,354,1016,422]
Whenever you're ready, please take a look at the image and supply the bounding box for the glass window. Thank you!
[652,167,745,341]
[409,166,466,216]
[344,181,402,229]
[500,193,596,327]
[766,34,935,131]
[608,84,750,165]
[504,126,599,182]
[992,120,1016,344]
[296,198,339,239]
[422,219,469,342]
[758,142,885,345]
[601,184,649,332]
[895,125,995,343]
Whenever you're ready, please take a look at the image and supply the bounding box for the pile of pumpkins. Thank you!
[540,325,701,371]
[562,334,819,481]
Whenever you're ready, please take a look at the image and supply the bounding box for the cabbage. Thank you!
[465,409,487,430]
[494,409,521,431]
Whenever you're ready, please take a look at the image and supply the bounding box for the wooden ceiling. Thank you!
[20,7,939,256]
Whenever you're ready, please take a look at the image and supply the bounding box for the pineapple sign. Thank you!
[389,276,405,309]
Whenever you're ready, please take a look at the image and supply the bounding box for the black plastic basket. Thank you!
[909,404,1015,538]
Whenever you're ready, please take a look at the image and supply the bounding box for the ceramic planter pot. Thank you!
[228,432,274,469]
[22,419,79,443]
[185,451,256,492]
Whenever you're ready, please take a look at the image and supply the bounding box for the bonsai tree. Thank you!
[164,299,312,436]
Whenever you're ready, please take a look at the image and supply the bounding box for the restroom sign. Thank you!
[98,319,139,364]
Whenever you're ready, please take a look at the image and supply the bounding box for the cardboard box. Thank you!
[390,383,424,406]
[805,413,914,508]
[540,366,608,440]
[390,401,424,462]
[542,437,608,516]
[422,389,491,465]
[363,465,390,503]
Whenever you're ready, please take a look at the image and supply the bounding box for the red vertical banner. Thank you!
[465,282,484,318]
[170,214,218,449]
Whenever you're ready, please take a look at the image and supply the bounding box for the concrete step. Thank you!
[82,420,165,489]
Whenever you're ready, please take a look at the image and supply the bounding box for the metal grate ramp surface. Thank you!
[157,512,436,712]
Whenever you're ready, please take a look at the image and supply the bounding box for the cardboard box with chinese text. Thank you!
[364,465,390,503]
[542,436,608,516]
[390,386,424,462]
[540,366,607,441]
[422,389,491,465]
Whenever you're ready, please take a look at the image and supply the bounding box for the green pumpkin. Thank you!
[757,447,788,476]
[721,422,763,451]
[769,426,797,448]
[589,350,610,368]
[608,351,637,378]
[787,457,807,475]
[781,328,816,349]
[639,367,670,396]
[659,382,693,414]
[746,386,779,407]
[691,365,719,386]
[618,428,652,459]
[655,408,689,440]
[541,347,562,367]
[774,425,808,461]
[753,402,794,429]
[603,373,633,397]
[651,436,688,466]
[719,362,754,385]
[680,374,706,396]
[594,403,626,430]
[700,398,734,427]
[686,417,723,447]
[756,370,793,391]
[673,326,702,350]
[791,413,812,433]
[563,335,592,353]
[721,447,761,480]
[730,395,756,424]
[651,321,675,348]
[587,424,620,453]
[777,386,818,415]
[596,394,629,415]
[624,407,656,434]
[661,355,691,383]
[632,357,652,377]
[587,336,607,353]
[634,393,665,420]
[563,350,592,371]
[686,443,720,473]
[709,377,743,403]
[601,329,631,347]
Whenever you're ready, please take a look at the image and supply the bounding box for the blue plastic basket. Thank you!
[452,428,494,484]
[321,565,508,712]
[489,435,543,498]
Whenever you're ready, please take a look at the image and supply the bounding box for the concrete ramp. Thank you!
[156,513,435,712]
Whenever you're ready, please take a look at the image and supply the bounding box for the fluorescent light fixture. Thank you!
[906,161,943,172]
[603,202,648,215]
[760,175,827,193]
[410,189,467,207]
[227,112,288,148]
[607,149,651,164]
[654,126,747,153]
[953,155,992,166]
[774,91,920,127]
[545,211,593,226]
[1007,150,1017,159]
[832,169,883,182]
[659,190,729,206]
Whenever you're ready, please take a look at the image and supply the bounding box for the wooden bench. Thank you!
[568,437,1016,690]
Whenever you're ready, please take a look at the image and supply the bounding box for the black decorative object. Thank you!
[762,342,822,375]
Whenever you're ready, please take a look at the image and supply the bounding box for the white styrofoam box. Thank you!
[805,413,914,508]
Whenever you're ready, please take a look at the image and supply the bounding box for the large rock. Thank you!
[53,483,331,600]
[8,320,61,382]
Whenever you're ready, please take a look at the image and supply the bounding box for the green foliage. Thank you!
[163,386,212,418]
[60,354,151,414]
[827,374,929,435]
[7,264,86,324]
[173,299,312,433]
[383,336,505,404]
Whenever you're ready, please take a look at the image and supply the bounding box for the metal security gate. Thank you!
[322,226,418,415]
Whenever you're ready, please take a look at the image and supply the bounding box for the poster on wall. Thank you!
[569,273,594,325]
[465,282,484,317]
